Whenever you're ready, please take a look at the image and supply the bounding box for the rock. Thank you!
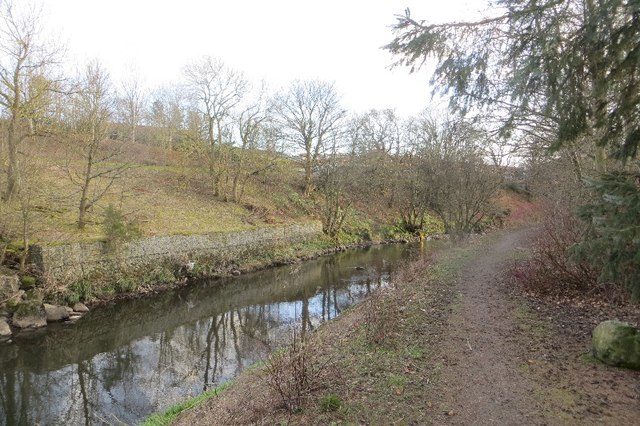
[0,318,11,340]
[12,302,46,329]
[43,303,70,322]
[68,314,82,322]
[73,302,89,313]
[231,270,241,276]
[0,274,19,301]
[64,306,74,315]
[592,320,640,370]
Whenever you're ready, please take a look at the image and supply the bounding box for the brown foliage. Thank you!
[511,205,601,297]
[260,331,332,414]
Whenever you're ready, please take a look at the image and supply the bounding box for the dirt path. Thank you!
[436,227,547,424]
[434,227,640,425]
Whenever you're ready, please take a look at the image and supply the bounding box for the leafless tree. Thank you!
[149,84,184,150]
[272,80,345,197]
[117,71,146,144]
[66,61,128,229]
[407,113,502,235]
[184,56,247,196]
[0,1,61,200]
[229,90,276,203]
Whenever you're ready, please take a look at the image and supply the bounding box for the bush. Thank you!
[319,393,342,412]
[103,204,141,252]
[261,331,330,413]
[511,204,600,296]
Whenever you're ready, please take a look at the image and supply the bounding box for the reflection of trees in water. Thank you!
[0,244,412,425]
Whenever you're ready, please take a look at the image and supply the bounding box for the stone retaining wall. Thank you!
[30,222,323,286]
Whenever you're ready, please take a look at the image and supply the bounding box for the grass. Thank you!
[2,138,306,245]
[141,381,233,426]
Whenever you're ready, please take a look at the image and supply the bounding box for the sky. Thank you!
[41,0,487,117]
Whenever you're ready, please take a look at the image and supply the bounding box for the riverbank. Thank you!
[168,226,640,425]
[0,219,427,341]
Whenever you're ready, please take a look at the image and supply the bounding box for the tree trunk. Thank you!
[5,119,20,200]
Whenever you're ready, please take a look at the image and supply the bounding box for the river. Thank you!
[0,242,424,425]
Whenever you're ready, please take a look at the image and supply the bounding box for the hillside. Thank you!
[1,136,311,245]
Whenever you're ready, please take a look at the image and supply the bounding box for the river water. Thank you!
[0,243,424,425]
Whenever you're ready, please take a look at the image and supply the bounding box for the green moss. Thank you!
[592,320,640,370]
[19,275,36,290]
[14,301,41,317]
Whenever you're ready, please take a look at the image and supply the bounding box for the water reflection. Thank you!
[0,243,419,425]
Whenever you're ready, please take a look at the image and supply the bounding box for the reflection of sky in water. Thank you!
[0,244,414,425]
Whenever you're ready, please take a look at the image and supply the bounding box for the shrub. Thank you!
[319,393,342,412]
[261,331,330,413]
[511,204,600,296]
[103,204,141,252]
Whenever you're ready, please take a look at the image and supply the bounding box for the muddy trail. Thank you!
[171,227,640,425]
[435,226,639,425]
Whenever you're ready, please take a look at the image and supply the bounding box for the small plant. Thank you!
[65,278,93,304]
[102,204,141,252]
[319,393,342,412]
[261,331,330,413]
[19,275,36,289]
[363,291,400,346]
[388,374,407,387]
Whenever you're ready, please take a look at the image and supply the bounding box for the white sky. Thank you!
[41,0,487,117]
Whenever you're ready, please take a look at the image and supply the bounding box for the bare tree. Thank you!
[317,135,353,236]
[66,61,128,229]
[117,71,146,144]
[229,91,276,203]
[350,109,400,155]
[346,109,402,207]
[0,1,61,200]
[184,56,247,196]
[272,80,345,197]
[149,84,184,150]
[408,113,502,235]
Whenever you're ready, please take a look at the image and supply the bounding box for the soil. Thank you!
[173,226,640,425]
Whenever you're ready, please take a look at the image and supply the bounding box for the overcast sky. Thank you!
[42,0,487,117]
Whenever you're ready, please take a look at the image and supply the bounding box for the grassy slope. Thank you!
[2,137,310,245]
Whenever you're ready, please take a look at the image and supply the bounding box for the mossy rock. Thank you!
[5,298,20,314]
[12,301,46,329]
[15,300,40,317]
[24,288,44,303]
[592,320,640,370]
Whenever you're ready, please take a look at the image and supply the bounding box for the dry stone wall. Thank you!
[30,222,322,286]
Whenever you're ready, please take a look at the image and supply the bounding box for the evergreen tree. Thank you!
[385,0,640,171]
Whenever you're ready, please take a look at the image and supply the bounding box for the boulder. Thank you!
[0,274,19,301]
[12,302,46,329]
[592,320,640,370]
[0,318,11,340]
[43,303,70,322]
[73,302,89,313]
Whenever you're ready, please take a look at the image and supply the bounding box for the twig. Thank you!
[466,338,473,351]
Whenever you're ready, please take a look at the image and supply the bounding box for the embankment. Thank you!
[29,222,323,301]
